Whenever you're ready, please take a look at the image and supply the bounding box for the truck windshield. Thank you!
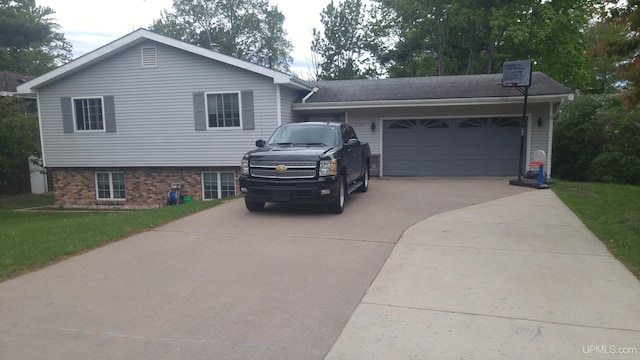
[267,125,340,147]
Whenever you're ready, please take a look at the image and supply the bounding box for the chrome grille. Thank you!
[249,160,317,179]
[250,160,317,168]
[251,169,317,179]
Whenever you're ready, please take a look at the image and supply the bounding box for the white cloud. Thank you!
[38,0,338,76]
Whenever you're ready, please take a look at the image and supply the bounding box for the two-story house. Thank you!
[17,29,573,209]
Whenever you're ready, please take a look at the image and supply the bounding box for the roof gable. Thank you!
[17,28,312,93]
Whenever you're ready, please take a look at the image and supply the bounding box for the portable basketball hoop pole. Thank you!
[501,60,544,188]
[515,85,528,186]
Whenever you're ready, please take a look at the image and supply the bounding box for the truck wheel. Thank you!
[328,176,346,214]
[245,198,265,212]
[356,165,370,193]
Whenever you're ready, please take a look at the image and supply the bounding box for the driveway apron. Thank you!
[1,178,531,359]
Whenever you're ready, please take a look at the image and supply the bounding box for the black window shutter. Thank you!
[241,90,254,130]
[104,96,116,132]
[193,92,206,131]
[61,97,74,133]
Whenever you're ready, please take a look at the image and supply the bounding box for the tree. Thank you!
[311,0,391,80]
[602,0,640,108]
[583,21,626,94]
[374,0,599,88]
[0,0,72,75]
[0,97,40,194]
[150,0,293,73]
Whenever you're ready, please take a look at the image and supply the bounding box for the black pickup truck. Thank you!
[239,122,371,214]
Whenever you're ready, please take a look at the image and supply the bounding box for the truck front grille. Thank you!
[250,160,317,179]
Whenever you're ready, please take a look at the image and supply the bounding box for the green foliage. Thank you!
[553,94,640,185]
[0,195,224,280]
[590,152,640,184]
[0,0,72,74]
[312,0,389,80]
[374,0,600,89]
[150,0,293,73]
[0,97,40,194]
[583,22,626,94]
[602,0,640,108]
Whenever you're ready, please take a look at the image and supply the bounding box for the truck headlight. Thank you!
[241,159,249,175]
[319,159,337,176]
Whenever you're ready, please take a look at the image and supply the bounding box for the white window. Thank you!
[74,97,104,131]
[206,92,241,128]
[202,172,236,200]
[96,172,125,200]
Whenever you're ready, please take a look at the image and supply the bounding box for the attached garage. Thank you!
[383,117,521,176]
[293,73,574,177]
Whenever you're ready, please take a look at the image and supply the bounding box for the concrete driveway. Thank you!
[0,177,528,359]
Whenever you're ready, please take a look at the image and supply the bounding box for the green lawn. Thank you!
[0,193,225,281]
[552,181,640,280]
[2,183,638,282]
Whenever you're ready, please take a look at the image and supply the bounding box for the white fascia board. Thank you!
[17,28,312,93]
[291,94,575,111]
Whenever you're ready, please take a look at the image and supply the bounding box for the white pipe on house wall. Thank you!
[302,86,319,103]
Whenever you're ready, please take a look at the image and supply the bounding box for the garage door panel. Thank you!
[418,146,452,160]
[419,129,451,145]
[489,144,520,159]
[385,145,417,159]
[383,117,521,176]
[385,160,418,176]
[454,130,489,145]
[453,145,488,159]
[488,159,518,175]
[491,130,521,144]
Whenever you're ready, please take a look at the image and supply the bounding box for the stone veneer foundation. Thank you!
[51,167,240,209]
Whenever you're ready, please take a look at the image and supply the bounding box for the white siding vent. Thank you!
[141,47,157,68]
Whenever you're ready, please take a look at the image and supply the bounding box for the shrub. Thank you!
[590,152,640,185]
[553,94,640,184]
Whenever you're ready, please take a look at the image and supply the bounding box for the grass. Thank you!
[3,183,639,282]
[0,193,226,281]
[552,181,640,280]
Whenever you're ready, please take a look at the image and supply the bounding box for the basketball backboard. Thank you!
[502,60,532,88]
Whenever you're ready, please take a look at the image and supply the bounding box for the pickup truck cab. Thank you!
[240,122,371,214]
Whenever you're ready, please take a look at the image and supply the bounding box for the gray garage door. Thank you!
[383,118,521,176]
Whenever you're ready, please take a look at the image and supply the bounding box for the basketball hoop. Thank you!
[498,81,519,88]
[497,82,519,99]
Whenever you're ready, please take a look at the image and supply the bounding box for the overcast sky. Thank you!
[37,0,341,75]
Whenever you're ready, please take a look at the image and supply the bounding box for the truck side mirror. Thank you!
[255,139,266,148]
[346,138,360,146]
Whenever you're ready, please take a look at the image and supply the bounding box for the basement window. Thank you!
[202,172,236,200]
[96,172,126,200]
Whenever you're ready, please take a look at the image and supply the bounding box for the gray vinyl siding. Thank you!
[279,86,304,125]
[37,41,282,167]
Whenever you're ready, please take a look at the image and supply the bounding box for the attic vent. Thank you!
[141,47,157,68]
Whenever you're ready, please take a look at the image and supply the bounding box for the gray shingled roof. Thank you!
[305,72,571,103]
[2,71,35,93]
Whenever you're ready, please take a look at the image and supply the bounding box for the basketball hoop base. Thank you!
[509,177,549,189]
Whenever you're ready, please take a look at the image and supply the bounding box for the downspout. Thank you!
[302,86,319,103]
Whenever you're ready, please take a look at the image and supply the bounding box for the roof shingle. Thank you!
[306,72,571,103]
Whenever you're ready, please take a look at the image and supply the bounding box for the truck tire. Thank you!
[328,176,346,214]
[356,165,370,193]
[245,198,265,212]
